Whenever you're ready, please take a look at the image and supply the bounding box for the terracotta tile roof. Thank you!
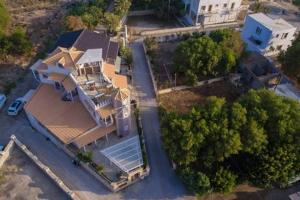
[113,88,130,102]
[62,76,77,92]
[43,47,83,70]
[113,74,128,89]
[73,124,116,148]
[97,105,116,119]
[102,62,116,79]
[102,63,128,89]
[24,84,96,144]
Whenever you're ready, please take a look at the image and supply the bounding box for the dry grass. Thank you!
[0,0,68,94]
[159,80,240,113]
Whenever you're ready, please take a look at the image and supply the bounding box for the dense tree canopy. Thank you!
[173,29,244,85]
[161,89,300,195]
[279,34,300,85]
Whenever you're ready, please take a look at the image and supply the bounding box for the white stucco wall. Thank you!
[186,0,242,25]
[242,15,296,56]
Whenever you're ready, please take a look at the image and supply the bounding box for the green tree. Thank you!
[161,89,300,195]
[279,34,300,85]
[0,0,9,32]
[212,167,237,193]
[114,0,132,16]
[253,145,298,188]
[174,36,222,77]
[8,27,32,55]
[180,168,211,196]
[104,13,120,33]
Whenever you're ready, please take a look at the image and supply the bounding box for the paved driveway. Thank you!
[121,42,193,200]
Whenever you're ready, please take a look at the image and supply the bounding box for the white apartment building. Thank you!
[182,0,244,26]
[242,13,297,56]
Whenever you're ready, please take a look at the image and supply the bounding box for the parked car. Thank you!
[7,98,25,116]
[0,94,7,110]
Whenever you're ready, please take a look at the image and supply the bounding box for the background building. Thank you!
[182,0,244,26]
[242,13,297,56]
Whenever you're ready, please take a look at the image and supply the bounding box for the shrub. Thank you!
[4,81,16,95]
[77,151,93,163]
[212,168,237,193]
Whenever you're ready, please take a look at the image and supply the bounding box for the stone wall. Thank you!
[0,139,15,168]
[141,42,158,96]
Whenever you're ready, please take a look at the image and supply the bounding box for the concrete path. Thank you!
[121,41,193,200]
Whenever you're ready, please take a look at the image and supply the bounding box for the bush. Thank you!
[77,151,93,163]
[0,27,32,57]
[65,15,86,31]
[180,168,211,196]
[9,27,33,55]
[212,168,237,193]
[120,45,133,66]
[3,81,16,95]
[95,164,104,173]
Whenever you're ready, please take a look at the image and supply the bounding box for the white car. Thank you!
[7,98,25,116]
[0,94,7,110]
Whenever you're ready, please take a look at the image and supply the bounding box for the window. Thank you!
[277,45,283,51]
[281,33,288,39]
[42,73,48,79]
[224,3,227,8]
[58,63,64,68]
[231,2,235,9]
[208,5,212,11]
[256,27,262,35]
[201,6,206,11]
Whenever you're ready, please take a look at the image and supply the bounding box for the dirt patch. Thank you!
[0,0,69,94]
[159,80,240,113]
[200,182,300,200]
[150,42,181,89]
[0,147,68,200]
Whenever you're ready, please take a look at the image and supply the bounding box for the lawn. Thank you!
[159,80,240,113]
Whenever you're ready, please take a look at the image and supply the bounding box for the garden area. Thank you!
[144,29,245,90]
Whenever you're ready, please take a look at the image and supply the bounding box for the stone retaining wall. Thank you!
[141,42,158,96]
[0,139,15,168]
[158,77,225,95]
[128,9,156,16]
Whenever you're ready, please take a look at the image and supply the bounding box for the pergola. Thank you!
[101,136,143,173]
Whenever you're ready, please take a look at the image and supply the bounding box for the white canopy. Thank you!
[77,49,102,65]
[101,136,143,173]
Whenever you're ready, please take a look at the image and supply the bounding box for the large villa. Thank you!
[24,29,131,151]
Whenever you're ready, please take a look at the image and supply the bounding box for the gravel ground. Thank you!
[0,147,68,200]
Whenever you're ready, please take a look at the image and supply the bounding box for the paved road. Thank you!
[122,42,193,200]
